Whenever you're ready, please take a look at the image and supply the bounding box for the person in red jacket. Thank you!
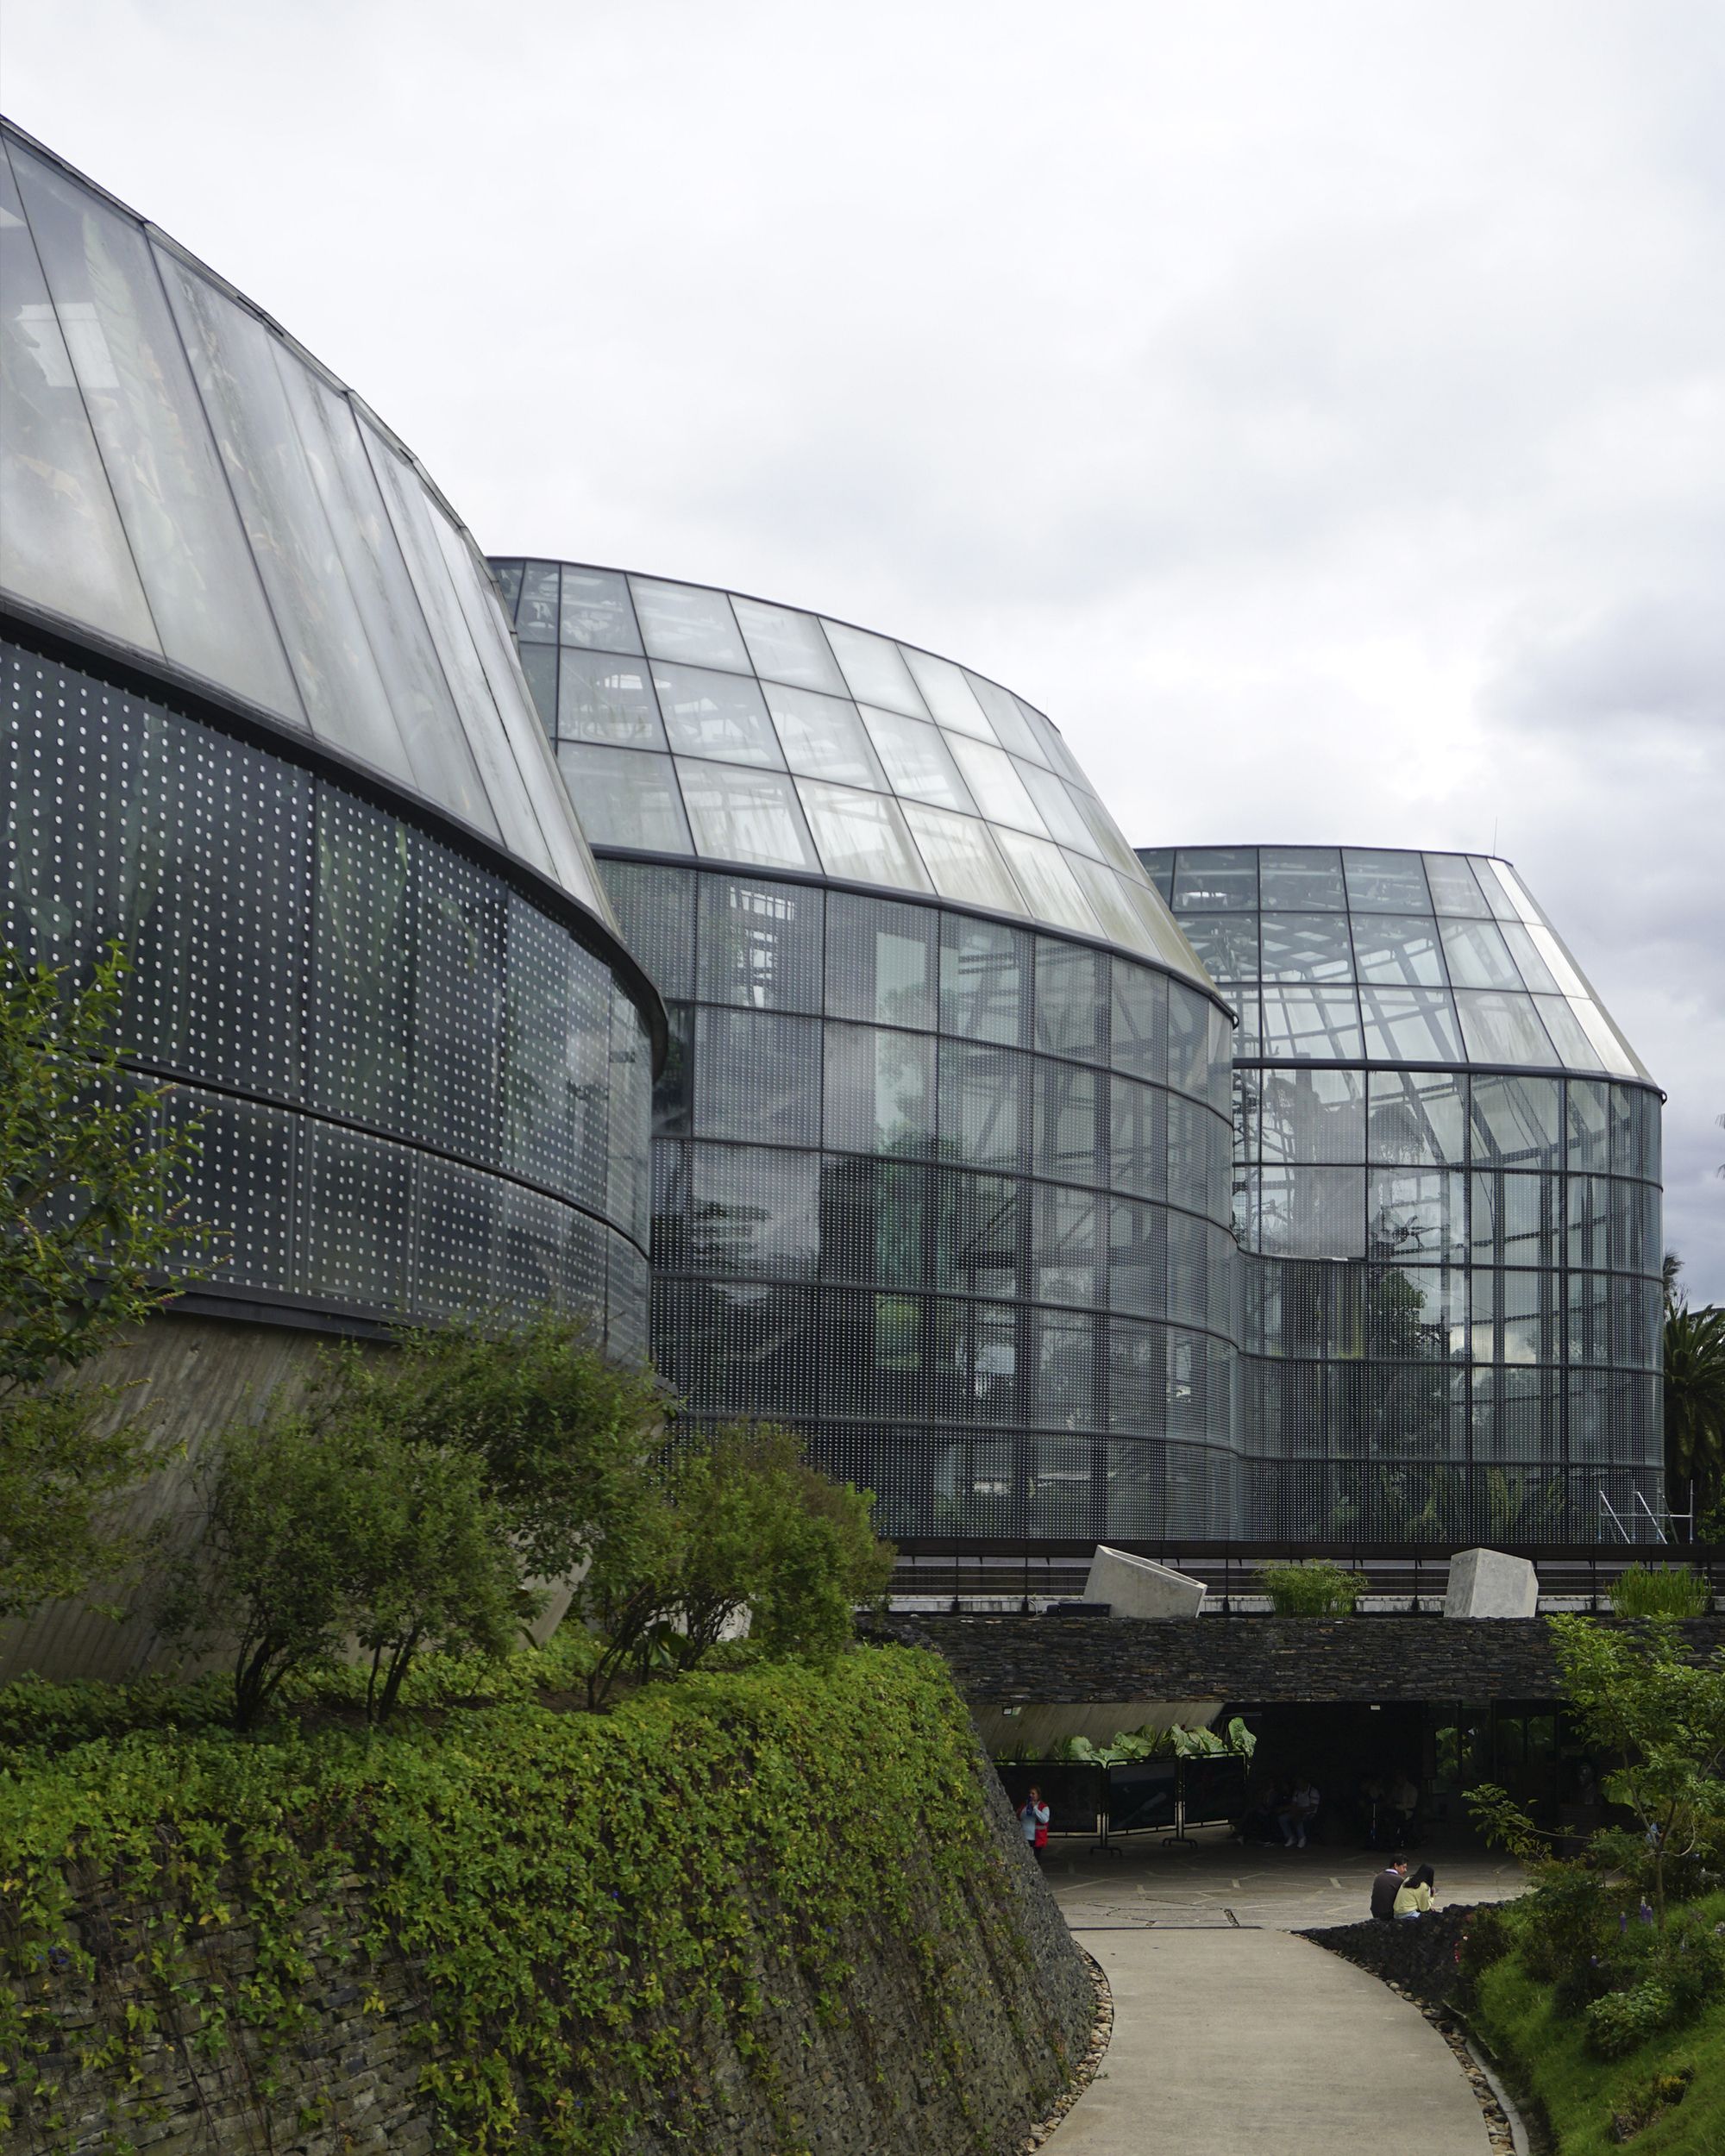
[1019,1786,1051,1860]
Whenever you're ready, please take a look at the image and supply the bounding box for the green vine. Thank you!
[3,1645,1042,2153]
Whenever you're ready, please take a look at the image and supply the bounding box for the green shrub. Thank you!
[1610,1564,1713,1618]
[1258,1559,1363,1615]
[1585,1977,1677,2059]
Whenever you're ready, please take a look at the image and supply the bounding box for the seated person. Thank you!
[1394,1863,1437,1918]
[1371,1856,1409,1921]
[1279,1775,1320,1849]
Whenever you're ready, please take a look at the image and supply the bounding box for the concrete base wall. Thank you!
[0,1313,369,1686]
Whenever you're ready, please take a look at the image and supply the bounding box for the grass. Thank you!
[1473,1891,1725,2154]
[1257,1559,1363,1615]
[1609,1564,1715,1619]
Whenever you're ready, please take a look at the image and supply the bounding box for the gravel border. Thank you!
[1019,1946,1113,2152]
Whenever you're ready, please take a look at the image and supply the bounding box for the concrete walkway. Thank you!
[1045,1929,1488,2155]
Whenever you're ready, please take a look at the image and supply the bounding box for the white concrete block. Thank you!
[1444,1546,1539,1619]
[1084,1545,1207,1619]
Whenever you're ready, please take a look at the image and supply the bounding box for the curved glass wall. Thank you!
[605,860,1239,1541]
[0,122,612,925]
[1,126,656,1355]
[3,640,652,1351]
[489,558,1203,981]
[1140,845,1664,1541]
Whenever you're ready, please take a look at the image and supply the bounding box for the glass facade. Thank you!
[606,860,1240,1542]
[1,126,655,1353]
[1140,846,1664,1541]
[3,639,652,1351]
[0,122,612,924]
[489,558,1202,979]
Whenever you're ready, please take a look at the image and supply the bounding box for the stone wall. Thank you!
[6,1735,1093,2156]
[875,1612,1725,1707]
[1299,1902,1481,2007]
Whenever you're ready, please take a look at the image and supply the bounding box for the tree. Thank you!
[157,1410,526,1729]
[0,943,209,1617]
[1471,1616,1725,1930]
[1664,1297,1725,1528]
[579,1422,895,1709]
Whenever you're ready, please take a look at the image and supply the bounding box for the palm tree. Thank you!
[1665,1294,1725,1536]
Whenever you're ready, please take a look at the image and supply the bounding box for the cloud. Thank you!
[5,0,1723,1294]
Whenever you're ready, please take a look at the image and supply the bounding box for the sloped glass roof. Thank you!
[492,558,1208,984]
[0,121,613,929]
[1139,843,1651,1080]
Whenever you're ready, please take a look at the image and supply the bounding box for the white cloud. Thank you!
[6,0,1722,1289]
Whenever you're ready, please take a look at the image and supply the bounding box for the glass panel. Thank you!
[825,893,936,1028]
[1066,854,1157,956]
[1440,918,1522,990]
[1035,941,1106,1058]
[695,1009,819,1144]
[1470,1075,1562,1167]
[1257,1165,1366,1258]
[1453,991,1557,1067]
[354,420,504,844]
[946,734,1048,832]
[515,561,561,642]
[491,557,524,613]
[1358,986,1463,1062]
[1173,847,1257,911]
[1176,913,1258,981]
[520,625,559,732]
[821,618,930,716]
[999,688,1072,770]
[1013,761,1098,852]
[1260,913,1353,983]
[629,576,749,669]
[1531,994,1603,1072]
[556,650,666,746]
[797,779,932,891]
[556,743,691,852]
[1258,1069,1366,1164]
[10,144,298,708]
[824,1022,935,1155]
[731,594,844,692]
[1369,1070,1467,1164]
[1258,847,1345,910]
[556,563,640,652]
[1351,913,1446,987]
[1342,849,1431,912]
[1367,1169,1467,1265]
[1111,962,1167,1080]
[689,1145,819,1275]
[1569,995,1640,1078]
[900,644,995,736]
[1468,857,1523,922]
[677,757,819,869]
[939,1042,1028,1168]
[1423,852,1490,916]
[653,661,781,765]
[1134,848,1175,900]
[993,829,1102,934]
[1522,921,1589,998]
[766,684,886,787]
[698,873,822,1011]
[1258,986,1364,1060]
[861,708,976,811]
[940,916,1026,1044]
[158,252,417,781]
[900,803,1026,914]
[0,148,159,652]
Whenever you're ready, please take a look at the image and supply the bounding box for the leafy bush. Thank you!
[1258,1559,1363,1615]
[1585,1977,1677,2059]
[1610,1564,1713,1618]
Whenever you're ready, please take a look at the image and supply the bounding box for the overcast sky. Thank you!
[7,0,1722,1296]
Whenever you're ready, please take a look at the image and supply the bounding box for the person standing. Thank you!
[1019,1785,1051,1860]
[1371,1856,1409,1921]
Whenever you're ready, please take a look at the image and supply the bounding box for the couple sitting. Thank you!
[1370,1855,1437,1920]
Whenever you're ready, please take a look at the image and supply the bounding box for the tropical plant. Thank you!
[1040,1714,1257,1766]
[1611,1564,1714,1619]
[1258,1559,1363,1615]
[1665,1297,1725,1526]
[0,943,210,1617]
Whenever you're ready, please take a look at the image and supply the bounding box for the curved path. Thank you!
[1046,1928,1489,2155]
